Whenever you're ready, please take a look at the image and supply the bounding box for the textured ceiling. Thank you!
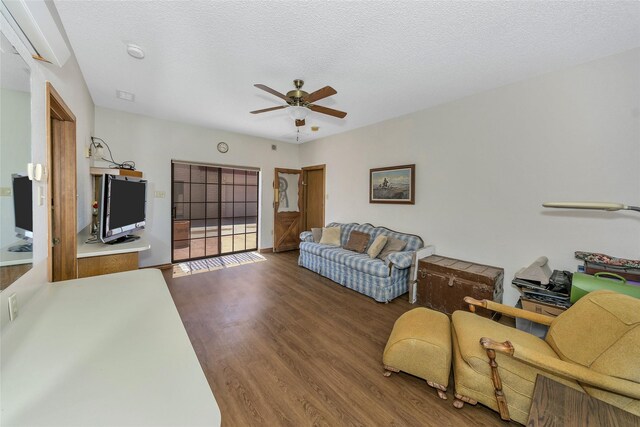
[54,1,640,144]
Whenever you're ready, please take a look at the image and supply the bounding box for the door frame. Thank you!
[46,82,77,281]
[302,164,325,230]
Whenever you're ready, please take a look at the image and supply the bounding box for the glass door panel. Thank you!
[172,162,259,262]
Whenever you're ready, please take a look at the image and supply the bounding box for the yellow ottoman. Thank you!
[383,307,451,400]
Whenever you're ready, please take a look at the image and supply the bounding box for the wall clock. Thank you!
[217,142,229,153]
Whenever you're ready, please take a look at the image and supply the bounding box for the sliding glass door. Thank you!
[172,162,259,262]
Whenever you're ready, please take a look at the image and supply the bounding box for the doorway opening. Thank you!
[171,161,259,263]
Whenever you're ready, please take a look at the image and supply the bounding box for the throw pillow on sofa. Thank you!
[319,226,341,246]
[377,236,407,261]
[367,235,388,258]
[311,228,323,243]
[344,230,370,253]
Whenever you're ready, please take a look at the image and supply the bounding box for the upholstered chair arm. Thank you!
[300,231,313,242]
[464,297,555,326]
[387,251,414,269]
[480,338,640,400]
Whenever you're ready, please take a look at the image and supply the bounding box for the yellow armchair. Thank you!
[451,290,640,424]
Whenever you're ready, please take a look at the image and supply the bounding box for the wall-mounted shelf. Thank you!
[90,167,143,178]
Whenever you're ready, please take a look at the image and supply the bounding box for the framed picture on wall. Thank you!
[369,164,415,204]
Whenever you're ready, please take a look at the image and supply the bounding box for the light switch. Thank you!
[0,187,11,197]
[154,191,166,198]
[8,293,18,321]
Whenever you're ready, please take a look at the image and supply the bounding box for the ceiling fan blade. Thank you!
[304,86,337,103]
[250,105,288,114]
[308,104,347,119]
[254,84,289,101]
[295,119,305,127]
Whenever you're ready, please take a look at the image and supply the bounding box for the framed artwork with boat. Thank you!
[369,164,415,204]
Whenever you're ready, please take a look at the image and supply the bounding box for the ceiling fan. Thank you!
[250,79,347,127]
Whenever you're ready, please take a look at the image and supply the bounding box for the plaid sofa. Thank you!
[299,223,424,302]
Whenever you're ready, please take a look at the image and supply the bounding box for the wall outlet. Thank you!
[8,293,18,321]
[0,187,11,197]
[154,191,166,198]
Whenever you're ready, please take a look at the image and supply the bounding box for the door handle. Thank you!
[172,206,176,219]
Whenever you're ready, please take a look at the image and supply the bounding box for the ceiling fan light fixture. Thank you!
[289,106,309,120]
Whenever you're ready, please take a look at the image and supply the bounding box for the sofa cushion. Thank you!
[323,247,360,264]
[299,242,333,256]
[377,236,408,260]
[320,226,341,246]
[327,222,376,247]
[344,230,370,253]
[387,251,414,269]
[343,253,390,278]
[371,227,423,252]
[311,228,323,243]
[367,235,388,258]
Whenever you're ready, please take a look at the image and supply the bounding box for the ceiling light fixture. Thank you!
[288,106,309,121]
[126,43,145,59]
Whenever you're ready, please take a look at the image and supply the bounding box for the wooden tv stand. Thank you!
[77,226,150,278]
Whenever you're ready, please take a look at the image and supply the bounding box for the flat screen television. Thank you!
[99,174,147,243]
[12,174,33,239]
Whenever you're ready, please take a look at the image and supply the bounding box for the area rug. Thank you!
[172,252,267,278]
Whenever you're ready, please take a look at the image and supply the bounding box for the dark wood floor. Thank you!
[163,251,506,426]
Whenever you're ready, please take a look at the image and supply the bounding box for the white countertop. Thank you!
[0,241,33,267]
[0,269,221,426]
[77,226,150,258]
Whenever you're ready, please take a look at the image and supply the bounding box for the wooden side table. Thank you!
[528,375,640,426]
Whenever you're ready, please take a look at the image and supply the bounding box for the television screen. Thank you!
[99,174,147,243]
[12,174,33,237]
[108,178,146,228]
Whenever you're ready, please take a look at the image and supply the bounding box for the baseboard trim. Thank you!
[258,248,273,254]
[143,263,173,271]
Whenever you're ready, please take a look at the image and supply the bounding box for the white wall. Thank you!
[0,14,95,327]
[94,107,299,267]
[0,88,31,246]
[300,48,640,305]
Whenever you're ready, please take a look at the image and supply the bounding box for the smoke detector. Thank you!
[126,44,145,59]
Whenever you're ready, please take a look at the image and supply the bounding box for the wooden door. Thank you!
[47,83,77,281]
[273,168,302,252]
[302,165,325,230]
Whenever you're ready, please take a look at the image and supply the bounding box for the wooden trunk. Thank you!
[416,255,504,318]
